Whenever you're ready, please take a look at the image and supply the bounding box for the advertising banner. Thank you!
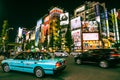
[37,18,42,27]
[60,12,69,25]
[49,7,63,18]
[71,16,81,30]
[26,31,30,41]
[30,31,35,40]
[83,33,99,40]
[117,11,120,20]
[71,29,81,50]
[35,26,40,47]
[41,24,45,43]
[82,21,98,32]
[94,4,100,16]
[18,27,23,38]
[44,15,50,25]
[83,40,101,49]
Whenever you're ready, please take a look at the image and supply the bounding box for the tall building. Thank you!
[73,1,109,50]
[108,8,120,48]
[48,7,63,50]
[74,1,106,21]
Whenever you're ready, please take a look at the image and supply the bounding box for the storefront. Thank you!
[83,40,102,50]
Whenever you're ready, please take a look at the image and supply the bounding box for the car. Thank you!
[70,51,81,57]
[1,51,66,78]
[74,49,120,68]
[54,50,69,57]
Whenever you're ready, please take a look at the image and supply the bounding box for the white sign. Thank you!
[75,5,85,13]
[60,12,69,25]
[18,27,23,38]
[83,33,99,40]
[71,16,81,30]
[37,18,42,26]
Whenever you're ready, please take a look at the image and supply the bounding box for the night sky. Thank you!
[0,0,119,42]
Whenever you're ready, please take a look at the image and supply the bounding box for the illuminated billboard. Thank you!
[71,16,81,30]
[49,7,63,18]
[44,15,50,36]
[94,4,100,16]
[75,5,85,15]
[50,7,63,14]
[83,40,101,49]
[82,21,98,32]
[18,27,23,38]
[26,31,30,41]
[30,31,35,40]
[60,12,69,25]
[41,24,45,43]
[44,15,50,25]
[71,29,81,50]
[37,18,42,27]
[35,26,40,47]
[83,33,99,40]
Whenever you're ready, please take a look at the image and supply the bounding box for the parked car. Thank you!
[1,51,66,78]
[74,49,120,68]
[54,50,69,57]
[70,51,81,57]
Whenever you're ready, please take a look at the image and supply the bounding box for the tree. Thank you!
[1,20,9,52]
[1,20,9,40]
[65,25,73,53]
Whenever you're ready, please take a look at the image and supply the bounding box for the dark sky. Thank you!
[0,0,119,41]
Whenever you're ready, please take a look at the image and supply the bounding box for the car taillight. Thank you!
[110,54,120,57]
[56,62,61,68]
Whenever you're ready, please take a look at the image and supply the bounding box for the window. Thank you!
[15,53,27,60]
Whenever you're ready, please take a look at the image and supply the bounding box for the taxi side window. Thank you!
[27,52,34,60]
[15,53,26,60]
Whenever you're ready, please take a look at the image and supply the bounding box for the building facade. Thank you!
[73,1,108,51]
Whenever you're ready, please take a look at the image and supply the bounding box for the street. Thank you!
[0,56,120,80]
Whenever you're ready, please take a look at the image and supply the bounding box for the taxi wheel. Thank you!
[2,64,10,72]
[34,67,44,78]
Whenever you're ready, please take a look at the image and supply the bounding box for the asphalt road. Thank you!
[0,56,120,80]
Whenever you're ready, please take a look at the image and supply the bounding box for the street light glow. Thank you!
[6,27,14,32]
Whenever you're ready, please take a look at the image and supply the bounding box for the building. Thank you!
[48,7,63,50]
[73,1,109,50]
[108,8,120,48]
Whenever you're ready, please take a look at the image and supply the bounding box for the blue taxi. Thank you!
[1,52,66,78]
